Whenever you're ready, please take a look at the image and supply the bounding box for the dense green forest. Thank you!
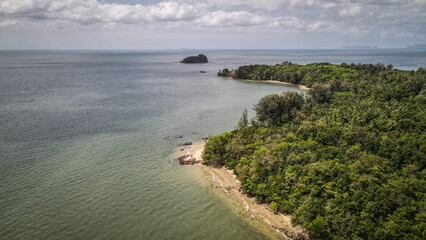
[207,62,425,239]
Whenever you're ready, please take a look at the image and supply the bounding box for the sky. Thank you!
[0,0,425,49]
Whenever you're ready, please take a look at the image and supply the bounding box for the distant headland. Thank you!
[338,45,378,49]
[406,44,426,50]
[180,54,208,63]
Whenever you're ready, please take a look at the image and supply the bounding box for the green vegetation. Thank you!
[216,61,409,88]
[208,62,426,239]
[180,54,208,63]
[235,108,249,130]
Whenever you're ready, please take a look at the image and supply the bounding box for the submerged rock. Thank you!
[165,135,183,140]
[180,54,208,64]
[179,142,192,146]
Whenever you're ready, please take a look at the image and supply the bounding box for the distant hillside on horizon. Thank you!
[406,44,426,49]
[338,45,378,49]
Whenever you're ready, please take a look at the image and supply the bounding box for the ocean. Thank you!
[1,49,425,239]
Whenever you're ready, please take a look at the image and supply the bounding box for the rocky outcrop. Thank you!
[170,141,206,166]
[177,155,203,165]
[180,54,208,64]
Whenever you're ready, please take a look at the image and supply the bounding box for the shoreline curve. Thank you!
[176,141,308,240]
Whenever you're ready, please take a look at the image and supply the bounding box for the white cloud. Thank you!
[338,6,361,17]
[196,10,268,27]
[0,0,204,24]
[0,0,424,48]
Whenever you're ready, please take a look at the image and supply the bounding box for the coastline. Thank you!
[224,77,310,91]
[177,141,308,240]
[246,80,310,91]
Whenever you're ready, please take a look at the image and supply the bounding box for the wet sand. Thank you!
[178,141,308,240]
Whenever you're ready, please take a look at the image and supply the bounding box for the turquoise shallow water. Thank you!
[0,49,425,239]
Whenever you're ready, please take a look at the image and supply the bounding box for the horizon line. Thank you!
[0,47,417,51]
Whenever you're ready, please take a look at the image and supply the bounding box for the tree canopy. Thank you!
[208,62,426,240]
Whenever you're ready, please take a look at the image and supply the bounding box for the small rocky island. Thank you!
[180,54,208,63]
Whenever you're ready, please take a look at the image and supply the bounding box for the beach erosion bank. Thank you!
[174,141,308,240]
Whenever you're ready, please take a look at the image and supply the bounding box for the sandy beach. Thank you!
[178,141,308,240]
[222,76,310,91]
[242,79,310,91]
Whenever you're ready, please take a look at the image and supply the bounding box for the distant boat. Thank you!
[200,71,206,73]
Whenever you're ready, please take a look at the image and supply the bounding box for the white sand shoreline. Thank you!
[245,79,311,91]
[222,76,310,91]
[177,141,308,240]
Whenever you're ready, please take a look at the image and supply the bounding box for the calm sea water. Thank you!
[1,49,425,239]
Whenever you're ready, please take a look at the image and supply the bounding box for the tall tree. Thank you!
[235,108,248,129]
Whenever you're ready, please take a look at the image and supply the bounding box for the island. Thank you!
[180,54,208,63]
[196,62,424,240]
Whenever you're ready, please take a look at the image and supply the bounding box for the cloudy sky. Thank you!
[0,0,425,49]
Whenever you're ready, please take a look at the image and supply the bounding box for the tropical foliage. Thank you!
[208,63,426,239]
